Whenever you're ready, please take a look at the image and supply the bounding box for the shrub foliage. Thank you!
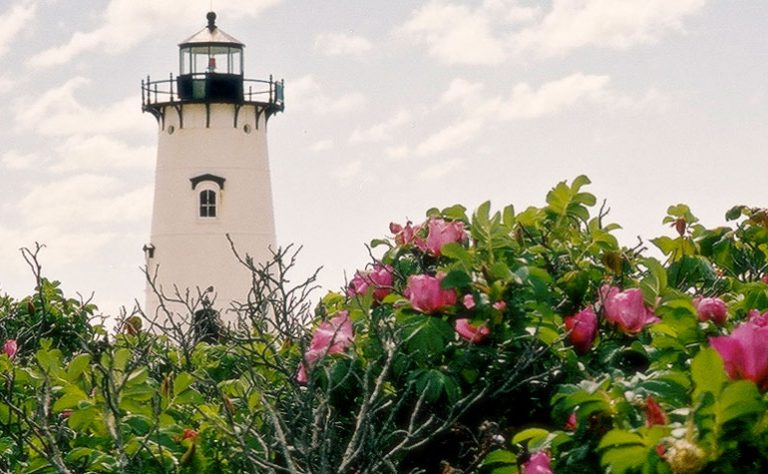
[2,176,768,473]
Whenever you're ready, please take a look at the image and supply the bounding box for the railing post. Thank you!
[169,73,174,102]
[269,74,274,104]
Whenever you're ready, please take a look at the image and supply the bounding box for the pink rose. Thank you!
[3,339,17,359]
[368,264,395,301]
[710,320,768,391]
[463,294,476,310]
[297,312,354,384]
[492,301,507,312]
[601,285,660,335]
[747,309,768,327]
[347,272,370,297]
[390,221,420,247]
[564,306,598,354]
[564,412,578,431]
[417,218,466,256]
[454,318,490,343]
[523,451,553,474]
[404,273,457,313]
[347,264,394,302]
[694,297,727,325]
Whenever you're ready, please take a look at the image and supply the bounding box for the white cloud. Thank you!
[0,0,36,58]
[414,118,484,156]
[499,73,611,119]
[419,158,463,180]
[390,72,640,161]
[315,32,372,56]
[52,135,155,172]
[14,77,150,137]
[28,0,283,68]
[309,139,334,152]
[333,160,363,181]
[0,76,15,96]
[441,78,486,106]
[397,1,509,65]
[1,150,43,170]
[514,0,706,57]
[443,73,628,120]
[385,145,410,161]
[349,110,412,143]
[288,75,366,115]
[18,174,152,227]
[398,0,705,65]
[0,226,119,272]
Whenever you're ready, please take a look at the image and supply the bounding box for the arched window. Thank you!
[190,173,225,219]
[199,189,217,217]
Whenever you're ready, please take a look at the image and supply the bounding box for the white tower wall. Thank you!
[145,103,276,321]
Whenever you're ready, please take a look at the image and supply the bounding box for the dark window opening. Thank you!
[193,307,222,344]
[200,189,217,217]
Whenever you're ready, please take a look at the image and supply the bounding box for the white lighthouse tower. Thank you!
[142,12,283,323]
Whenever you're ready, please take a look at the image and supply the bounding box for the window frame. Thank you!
[190,174,225,220]
[199,188,217,218]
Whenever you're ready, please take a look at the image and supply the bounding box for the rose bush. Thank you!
[3,176,768,473]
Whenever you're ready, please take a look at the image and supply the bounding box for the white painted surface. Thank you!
[145,101,276,323]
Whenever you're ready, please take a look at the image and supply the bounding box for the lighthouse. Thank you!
[141,12,283,323]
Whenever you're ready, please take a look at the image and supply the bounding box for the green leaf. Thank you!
[598,429,644,450]
[126,367,149,386]
[441,269,472,290]
[66,447,100,464]
[66,354,92,381]
[113,348,132,372]
[441,243,473,269]
[68,406,99,431]
[123,414,153,435]
[719,380,764,425]
[651,236,677,256]
[415,369,447,403]
[502,204,515,228]
[52,385,89,412]
[512,428,550,446]
[402,316,453,363]
[482,449,517,469]
[174,372,196,396]
[725,205,746,221]
[546,180,571,216]
[370,238,391,249]
[691,348,726,399]
[600,445,646,473]
[441,204,468,221]
[639,258,667,302]
[35,348,63,374]
[639,371,691,406]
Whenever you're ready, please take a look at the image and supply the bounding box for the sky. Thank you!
[0,0,767,318]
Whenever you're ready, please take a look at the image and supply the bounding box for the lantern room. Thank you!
[177,11,245,102]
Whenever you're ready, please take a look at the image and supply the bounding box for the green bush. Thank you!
[2,176,768,473]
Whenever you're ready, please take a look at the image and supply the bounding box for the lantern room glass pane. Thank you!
[230,49,242,74]
[180,49,191,75]
[194,50,210,75]
[179,45,243,75]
